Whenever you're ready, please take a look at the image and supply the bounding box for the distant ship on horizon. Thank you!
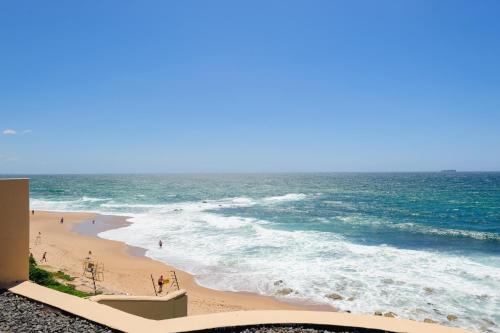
[441,169,457,173]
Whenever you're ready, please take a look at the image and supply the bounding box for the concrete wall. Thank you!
[90,291,188,320]
[0,178,29,288]
[10,282,473,333]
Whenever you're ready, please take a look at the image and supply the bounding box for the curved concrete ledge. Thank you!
[9,282,475,333]
[90,290,187,320]
[158,310,475,333]
[9,281,151,332]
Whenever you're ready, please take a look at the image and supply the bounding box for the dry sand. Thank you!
[29,211,320,315]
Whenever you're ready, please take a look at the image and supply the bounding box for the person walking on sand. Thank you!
[60,217,64,224]
[41,252,47,262]
[158,275,164,293]
[32,210,34,215]
[159,240,163,248]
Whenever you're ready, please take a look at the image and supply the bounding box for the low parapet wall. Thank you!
[9,281,152,332]
[90,290,187,320]
[9,282,473,333]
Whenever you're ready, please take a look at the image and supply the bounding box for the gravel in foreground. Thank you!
[0,290,117,333]
[0,289,388,333]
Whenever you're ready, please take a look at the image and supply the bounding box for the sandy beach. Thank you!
[28,211,313,315]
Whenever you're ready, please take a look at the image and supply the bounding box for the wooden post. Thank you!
[91,269,97,295]
[150,274,158,296]
[170,270,180,290]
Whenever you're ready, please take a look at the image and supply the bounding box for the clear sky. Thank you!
[1,1,499,173]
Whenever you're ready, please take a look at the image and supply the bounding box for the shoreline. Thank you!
[29,210,334,315]
[71,214,146,257]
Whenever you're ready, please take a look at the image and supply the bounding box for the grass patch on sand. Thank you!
[53,270,75,281]
[29,254,92,298]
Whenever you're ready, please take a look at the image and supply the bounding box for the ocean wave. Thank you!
[98,193,311,211]
[392,223,500,241]
[81,196,112,202]
[30,198,82,211]
[31,193,500,332]
[337,215,500,242]
[100,213,500,333]
[31,196,111,210]
[32,195,500,243]
[261,193,309,203]
[100,202,167,209]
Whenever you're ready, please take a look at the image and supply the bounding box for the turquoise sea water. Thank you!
[14,173,500,332]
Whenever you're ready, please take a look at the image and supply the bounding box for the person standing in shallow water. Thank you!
[159,240,162,248]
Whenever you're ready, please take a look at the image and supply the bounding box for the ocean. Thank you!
[20,173,500,332]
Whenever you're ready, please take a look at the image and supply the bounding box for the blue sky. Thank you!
[1,1,499,173]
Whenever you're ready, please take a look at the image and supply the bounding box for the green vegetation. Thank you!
[53,270,75,281]
[29,254,92,298]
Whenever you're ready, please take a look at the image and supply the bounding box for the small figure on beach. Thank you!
[60,217,64,224]
[158,275,164,293]
[41,252,47,262]
[32,210,34,215]
[35,232,42,245]
[92,220,95,224]
[159,240,163,248]
[88,250,92,257]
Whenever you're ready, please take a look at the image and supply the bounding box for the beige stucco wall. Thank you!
[90,290,188,320]
[0,178,29,288]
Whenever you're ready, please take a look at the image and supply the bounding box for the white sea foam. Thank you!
[337,215,500,241]
[98,193,310,211]
[261,193,309,203]
[31,194,500,332]
[392,222,500,241]
[30,198,84,212]
[81,196,111,202]
[100,213,500,332]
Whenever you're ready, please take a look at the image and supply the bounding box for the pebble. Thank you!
[325,293,343,301]
[275,288,294,296]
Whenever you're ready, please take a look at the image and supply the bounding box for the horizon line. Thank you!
[1,170,500,176]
